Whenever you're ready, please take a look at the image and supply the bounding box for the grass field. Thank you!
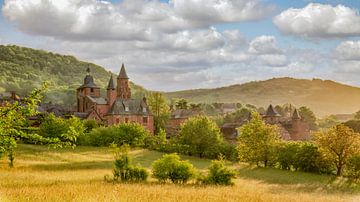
[1,144,360,202]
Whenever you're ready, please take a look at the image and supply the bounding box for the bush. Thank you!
[80,123,149,147]
[152,153,196,184]
[274,141,333,174]
[113,145,148,182]
[39,114,85,145]
[200,157,236,185]
[83,119,99,133]
[346,155,360,181]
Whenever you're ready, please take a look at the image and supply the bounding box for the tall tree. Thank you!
[299,106,318,130]
[179,116,223,158]
[237,112,280,167]
[314,124,360,176]
[354,110,360,120]
[147,92,170,133]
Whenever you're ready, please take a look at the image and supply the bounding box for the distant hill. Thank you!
[164,77,360,116]
[0,45,147,106]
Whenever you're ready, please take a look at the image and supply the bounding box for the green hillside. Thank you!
[165,77,360,116]
[0,45,147,105]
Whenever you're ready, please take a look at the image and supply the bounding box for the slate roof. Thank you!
[292,108,301,119]
[118,64,129,79]
[107,75,115,90]
[171,109,200,119]
[264,104,280,117]
[78,68,100,89]
[86,95,107,105]
[107,98,149,115]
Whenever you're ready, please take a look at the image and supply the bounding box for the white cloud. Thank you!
[248,35,282,54]
[335,41,360,60]
[273,3,360,38]
[3,0,274,41]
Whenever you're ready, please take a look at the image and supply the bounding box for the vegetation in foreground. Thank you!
[1,144,360,202]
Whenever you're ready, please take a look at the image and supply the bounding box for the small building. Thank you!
[165,109,202,137]
[76,64,154,133]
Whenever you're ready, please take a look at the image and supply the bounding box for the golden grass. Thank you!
[0,144,360,202]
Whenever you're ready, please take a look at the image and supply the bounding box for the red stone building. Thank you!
[76,64,154,133]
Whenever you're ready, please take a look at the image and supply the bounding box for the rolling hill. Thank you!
[0,45,147,106]
[1,45,360,116]
[164,77,360,116]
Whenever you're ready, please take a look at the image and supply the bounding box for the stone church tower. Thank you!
[76,67,100,112]
[117,64,131,99]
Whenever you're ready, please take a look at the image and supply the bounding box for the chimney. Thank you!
[10,91,16,100]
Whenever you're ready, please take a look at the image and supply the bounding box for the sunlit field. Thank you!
[0,144,360,202]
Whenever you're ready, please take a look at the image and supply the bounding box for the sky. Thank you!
[1,0,360,91]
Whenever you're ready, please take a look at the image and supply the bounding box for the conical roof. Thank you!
[107,75,115,90]
[118,64,129,79]
[265,104,280,117]
[292,108,301,119]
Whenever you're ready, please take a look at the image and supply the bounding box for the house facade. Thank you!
[76,64,154,133]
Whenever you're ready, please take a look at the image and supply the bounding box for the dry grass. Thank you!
[0,144,360,202]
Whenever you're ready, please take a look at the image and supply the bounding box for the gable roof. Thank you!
[86,95,107,105]
[107,98,149,115]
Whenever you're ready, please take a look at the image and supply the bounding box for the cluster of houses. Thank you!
[0,64,311,141]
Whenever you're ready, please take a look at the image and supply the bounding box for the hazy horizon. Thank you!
[1,0,360,91]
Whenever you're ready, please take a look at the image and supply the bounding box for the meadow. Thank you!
[1,144,360,202]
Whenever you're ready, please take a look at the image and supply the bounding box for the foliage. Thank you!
[81,123,149,147]
[355,110,360,120]
[0,84,73,167]
[152,153,196,184]
[113,145,149,182]
[223,107,254,123]
[199,156,236,185]
[344,119,360,133]
[298,106,318,130]
[274,141,333,173]
[83,119,99,133]
[314,124,360,176]
[178,116,223,158]
[237,112,280,167]
[175,98,188,109]
[147,92,170,133]
[346,155,360,181]
[39,114,85,144]
[317,115,340,129]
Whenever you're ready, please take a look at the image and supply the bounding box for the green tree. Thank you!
[314,124,360,176]
[175,98,188,109]
[355,110,360,120]
[299,106,318,130]
[317,115,340,129]
[237,112,280,167]
[147,92,170,133]
[179,116,223,158]
[0,84,73,167]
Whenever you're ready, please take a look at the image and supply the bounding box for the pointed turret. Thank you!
[292,108,301,120]
[107,75,115,90]
[118,63,129,79]
[265,104,279,117]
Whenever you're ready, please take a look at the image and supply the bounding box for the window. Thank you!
[116,118,120,124]
[125,106,129,111]
[143,116,148,124]
[125,118,129,123]
[142,107,147,113]
[91,88,94,93]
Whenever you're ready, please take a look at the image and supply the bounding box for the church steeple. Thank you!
[116,64,131,99]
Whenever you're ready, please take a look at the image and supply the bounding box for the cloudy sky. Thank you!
[1,0,360,91]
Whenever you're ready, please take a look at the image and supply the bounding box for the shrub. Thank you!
[83,119,99,133]
[113,145,148,182]
[152,153,196,184]
[346,155,360,181]
[39,114,85,145]
[200,157,236,185]
[81,123,149,147]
